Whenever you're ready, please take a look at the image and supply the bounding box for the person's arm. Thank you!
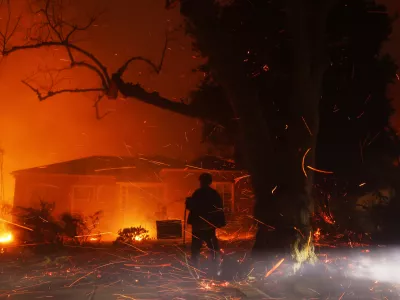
[186,190,198,210]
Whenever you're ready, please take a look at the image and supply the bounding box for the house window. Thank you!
[72,186,95,213]
[30,184,59,204]
[73,186,94,201]
[212,182,234,213]
[134,185,164,202]
[118,183,166,228]
[121,184,165,205]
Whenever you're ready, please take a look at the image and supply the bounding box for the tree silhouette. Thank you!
[192,0,400,232]
[315,1,400,234]
[173,0,340,261]
[185,0,400,236]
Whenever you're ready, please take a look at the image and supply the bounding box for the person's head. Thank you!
[199,172,213,187]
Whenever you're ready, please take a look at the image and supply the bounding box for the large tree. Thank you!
[167,0,399,257]
[169,0,340,262]
[316,1,400,236]
[187,1,400,236]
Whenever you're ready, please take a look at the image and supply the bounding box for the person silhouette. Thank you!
[186,173,226,273]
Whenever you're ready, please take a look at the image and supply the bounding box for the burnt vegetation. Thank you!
[11,201,103,252]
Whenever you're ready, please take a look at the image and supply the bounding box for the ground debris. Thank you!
[0,242,399,299]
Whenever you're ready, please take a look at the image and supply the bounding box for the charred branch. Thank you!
[116,34,169,77]
[2,42,110,89]
[22,80,104,101]
[111,74,217,122]
[93,94,112,120]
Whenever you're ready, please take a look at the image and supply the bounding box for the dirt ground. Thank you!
[0,240,399,299]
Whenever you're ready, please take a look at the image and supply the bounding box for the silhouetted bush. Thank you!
[114,226,149,245]
[12,201,103,251]
[60,211,103,245]
[12,201,63,252]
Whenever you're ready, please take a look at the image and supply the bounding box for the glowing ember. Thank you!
[0,232,13,244]
[314,228,321,242]
[134,235,143,242]
[265,258,285,278]
[320,211,335,224]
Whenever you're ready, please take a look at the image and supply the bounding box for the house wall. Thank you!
[13,173,121,236]
[13,169,254,241]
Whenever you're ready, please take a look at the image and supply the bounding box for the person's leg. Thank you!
[204,229,222,276]
[190,229,203,266]
[204,229,220,261]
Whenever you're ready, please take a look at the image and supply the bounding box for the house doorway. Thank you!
[119,183,166,234]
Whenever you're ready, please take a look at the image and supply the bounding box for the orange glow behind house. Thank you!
[0,231,13,244]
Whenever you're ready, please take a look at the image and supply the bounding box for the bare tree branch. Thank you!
[22,79,104,101]
[116,34,169,77]
[2,41,110,89]
[109,30,221,121]
[1,0,110,89]
[93,94,112,120]
[111,74,217,122]
[0,0,218,124]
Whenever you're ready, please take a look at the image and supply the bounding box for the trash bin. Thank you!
[156,220,182,239]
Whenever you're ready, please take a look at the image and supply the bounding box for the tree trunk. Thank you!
[178,0,333,259]
[215,67,312,256]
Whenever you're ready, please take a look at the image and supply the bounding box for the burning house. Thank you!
[12,155,249,239]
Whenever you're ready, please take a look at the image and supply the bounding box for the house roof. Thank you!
[12,155,186,177]
[189,155,240,170]
[12,155,242,181]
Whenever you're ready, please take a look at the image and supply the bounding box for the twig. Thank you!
[116,33,169,76]
[93,94,112,120]
[22,80,104,101]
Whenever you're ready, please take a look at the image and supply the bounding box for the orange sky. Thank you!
[0,0,399,203]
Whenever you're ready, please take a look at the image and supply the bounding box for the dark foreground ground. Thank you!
[0,240,399,299]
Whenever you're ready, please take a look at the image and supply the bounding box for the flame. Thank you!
[134,235,143,242]
[314,228,321,242]
[0,232,13,244]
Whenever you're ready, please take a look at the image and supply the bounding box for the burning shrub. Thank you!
[14,201,63,245]
[114,226,149,245]
[60,211,103,244]
[13,201,104,249]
